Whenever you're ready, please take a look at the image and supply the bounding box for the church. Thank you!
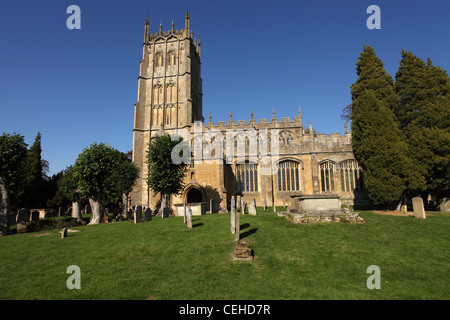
[130,12,369,213]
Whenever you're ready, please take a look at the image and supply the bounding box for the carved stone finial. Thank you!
[251,110,254,120]
[230,111,233,122]
[272,108,275,119]
[209,112,212,123]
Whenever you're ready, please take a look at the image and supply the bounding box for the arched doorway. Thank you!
[186,188,203,203]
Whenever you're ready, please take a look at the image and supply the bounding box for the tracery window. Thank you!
[338,160,363,192]
[279,131,295,146]
[277,160,301,191]
[319,161,335,192]
[236,162,258,192]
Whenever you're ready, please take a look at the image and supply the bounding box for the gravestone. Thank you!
[439,198,450,213]
[248,202,257,216]
[61,227,68,239]
[241,199,245,214]
[412,197,426,219]
[263,200,267,211]
[58,207,64,217]
[31,211,39,222]
[183,201,187,223]
[17,221,28,233]
[210,199,214,214]
[144,208,152,221]
[187,206,193,229]
[235,205,241,242]
[230,195,235,234]
[134,205,142,223]
[16,208,30,223]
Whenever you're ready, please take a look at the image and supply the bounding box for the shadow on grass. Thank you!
[240,223,258,238]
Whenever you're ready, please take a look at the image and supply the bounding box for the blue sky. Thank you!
[1,0,449,176]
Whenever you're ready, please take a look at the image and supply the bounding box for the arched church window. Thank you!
[277,160,301,191]
[236,161,258,192]
[338,160,363,192]
[167,51,176,66]
[319,161,335,192]
[155,52,164,68]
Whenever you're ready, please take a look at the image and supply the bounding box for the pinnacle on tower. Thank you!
[185,9,190,35]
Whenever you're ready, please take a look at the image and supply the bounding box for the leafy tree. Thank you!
[146,135,188,214]
[395,50,450,199]
[0,133,28,235]
[350,46,415,208]
[72,143,139,224]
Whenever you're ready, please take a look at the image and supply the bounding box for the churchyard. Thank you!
[0,207,448,300]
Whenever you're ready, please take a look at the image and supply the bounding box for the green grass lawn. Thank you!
[1,209,449,300]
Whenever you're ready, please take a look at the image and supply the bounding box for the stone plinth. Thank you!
[232,240,253,260]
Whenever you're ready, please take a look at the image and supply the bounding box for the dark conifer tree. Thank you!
[395,50,450,199]
[350,46,415,208]
[23,132,45,208]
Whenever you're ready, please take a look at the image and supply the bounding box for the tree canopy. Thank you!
[72,142,139,224]
[146,135,188,202]
[0,132,28,235]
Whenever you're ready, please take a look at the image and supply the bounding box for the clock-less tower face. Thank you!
[131,11,203,206]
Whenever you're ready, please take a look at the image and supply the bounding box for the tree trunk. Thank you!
[0,179,10,236]
[122,193,128,218]
[71,201,84,223]
[88,195,103,225]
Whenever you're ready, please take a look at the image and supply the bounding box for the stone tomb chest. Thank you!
[174,202,206,217]
[287,193,364,224]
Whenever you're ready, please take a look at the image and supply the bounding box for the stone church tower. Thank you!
[130,12,369,213]
[131,11,203,206]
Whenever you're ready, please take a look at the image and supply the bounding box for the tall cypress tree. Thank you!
[395,50,450,199]
[23,132,45,208]
[350,46,414,208]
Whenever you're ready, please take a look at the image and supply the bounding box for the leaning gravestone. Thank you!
[187,206,193,229]
[144,208,152,221]
[248,202,257,216]
[61,227,68,239]
[230,196,236,234]
[134,205,142,223]
[412,197,426,219]
[16,208,30,223]
[183,201,187,224]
